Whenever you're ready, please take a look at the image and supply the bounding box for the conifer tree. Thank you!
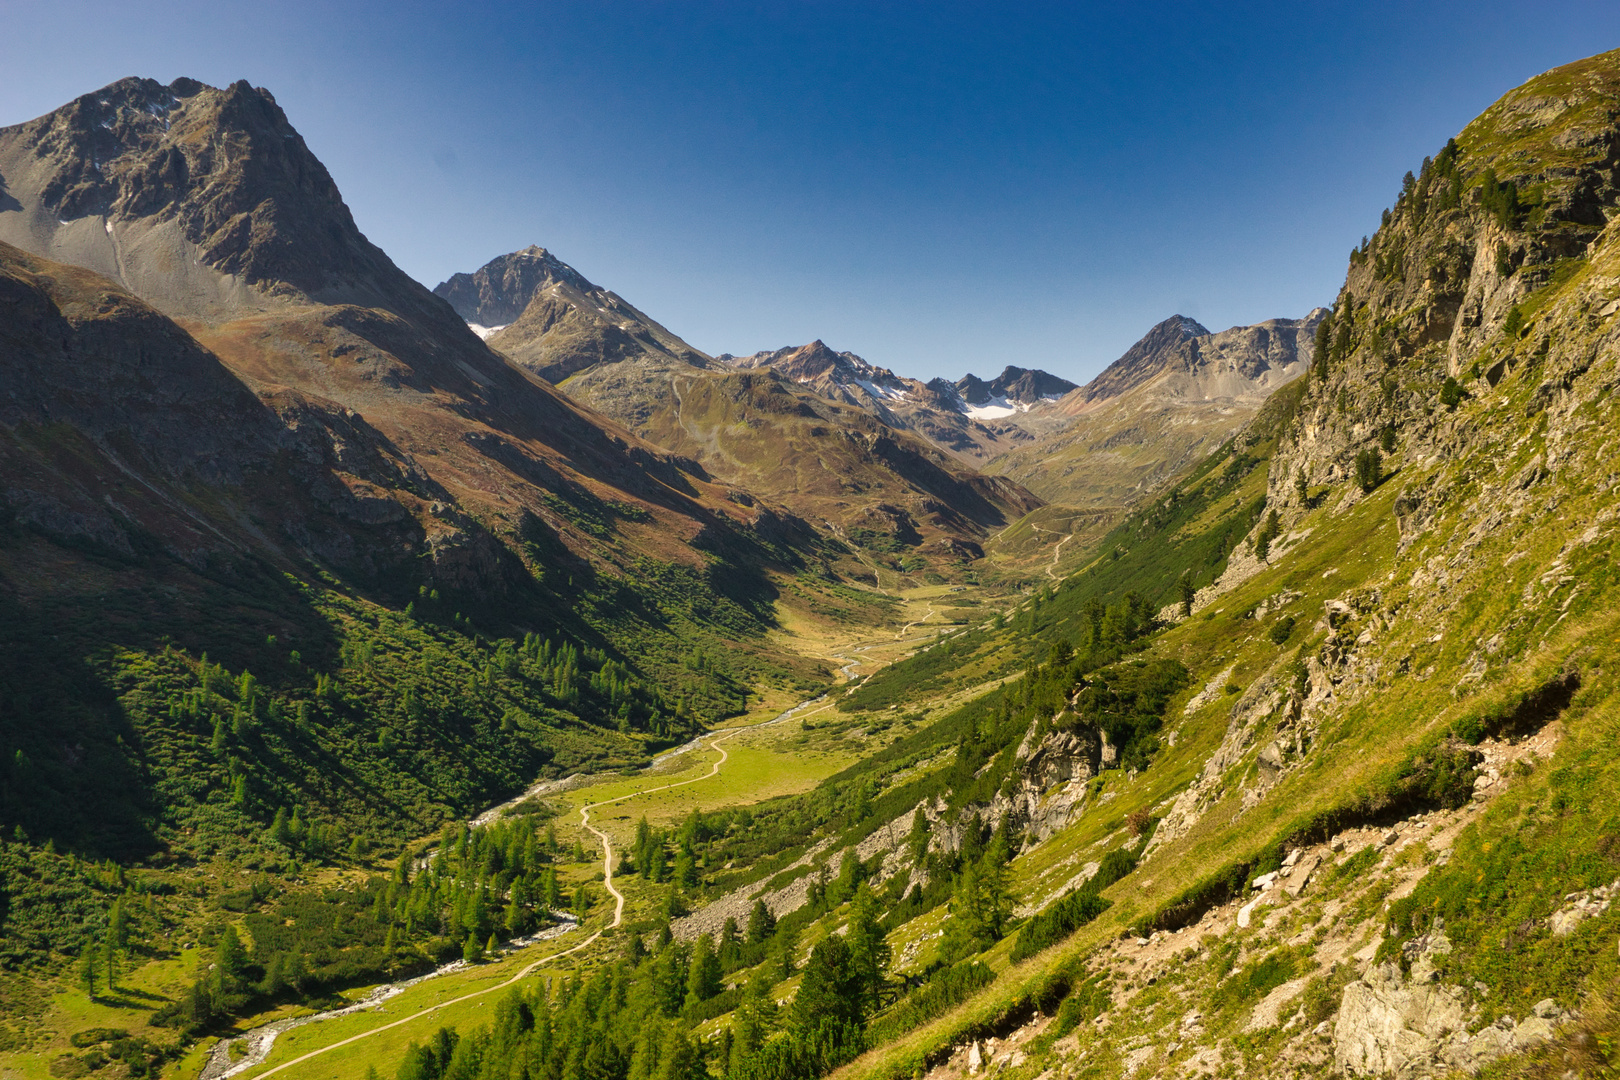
[745,898,775,945]
[79,944,97,998]
[683,933,722,1007]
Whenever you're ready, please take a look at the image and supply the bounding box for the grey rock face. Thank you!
[0,76,436,322]
[1334,926,1565,1077]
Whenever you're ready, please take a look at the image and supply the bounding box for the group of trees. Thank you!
[1060,657,1190,775]
[389,882,889,1080]
[628,811,725,890]
[153,816,590,1033]
[938,822,1014,962]
[76,893,140,998]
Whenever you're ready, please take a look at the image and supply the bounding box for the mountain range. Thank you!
[8,46,1620,1080]
[986,309,1324,508]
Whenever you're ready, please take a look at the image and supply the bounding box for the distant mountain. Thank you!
[719,340,942,418]
[433,246,710,381]
[718,344,1079,462]
[988,312,1323,508]
[434,254,1046,557]
[1072,315,1210,406]
[926,365,1080,419]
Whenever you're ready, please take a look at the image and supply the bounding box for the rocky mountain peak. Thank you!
[433,245,595,328]
[1080,313,1212,404]
[437,244,711,383]
[0,75,409,319]
[722,339,902,387]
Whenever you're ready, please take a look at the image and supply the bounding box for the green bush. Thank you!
[1051,976,1111,1036]
[1355,447,1383,493]
[1299,972,1344,1026]
[865,961,995,1047]
[1268,616,1296,646]
[1009,846,1137,962]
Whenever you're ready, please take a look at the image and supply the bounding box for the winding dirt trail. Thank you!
[1029,522,1076,581]
[895,600,938,639]
[239,697,835,1080]
[219,575,966,1080]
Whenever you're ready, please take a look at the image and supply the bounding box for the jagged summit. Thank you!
[925,365,1080,419]
[434,245,596,331]
[0,75,427,322]
[434,244,710,382]
[1079,313,1212,405]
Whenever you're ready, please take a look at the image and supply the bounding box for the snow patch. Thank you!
[853,377,909,402]
[467,323,508,340]
[962,395,1032,419]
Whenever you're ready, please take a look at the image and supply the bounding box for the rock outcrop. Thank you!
[1334,925,1567,1077]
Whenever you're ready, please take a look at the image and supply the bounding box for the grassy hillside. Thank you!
[355,47,1620,1080]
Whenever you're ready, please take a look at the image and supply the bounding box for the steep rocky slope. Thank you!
[822,46,1620,1080]
[989,312,1322,508]
[0,76,812,601]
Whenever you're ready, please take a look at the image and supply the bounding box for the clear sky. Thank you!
[3,2,1618,383]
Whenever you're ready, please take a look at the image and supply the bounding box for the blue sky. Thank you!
[3,2,1618,382]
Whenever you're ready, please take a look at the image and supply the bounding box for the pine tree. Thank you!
[846,884,891,1016]
[672,843,697,889]
[79,944,97,998]
[791,935,864,1034]
[684,933,722,1008]
[108,895,129,950]
[654,1026,704,1080]
[905,808,931,864]
[746,898,775,944]
[268,807,292,847]
[1178,570,1196,617]
[1312,313,1333,380]
[1355,447,1383,493]
[775,922,800,980]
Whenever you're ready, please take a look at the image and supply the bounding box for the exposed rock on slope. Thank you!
[0,239,423,575]
[988,312,1322,508]
[0,76,438,322]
